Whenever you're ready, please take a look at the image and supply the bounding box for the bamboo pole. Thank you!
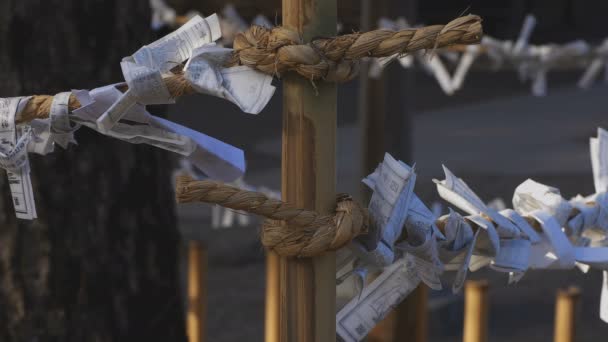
[463,280,489,342]
[278,0,337,340]
[359,0,386,184]
[187,241,207,342]
[553,287,580,342]
[265,251,280,342]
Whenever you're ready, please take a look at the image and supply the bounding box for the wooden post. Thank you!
[359,0,387,183]
[265,252,280,342]
[394,284,428,342]
[553,287,580,342]
[463,280,489,342]
[279,0,337,340]
[363,0,424,340]
[187,241,207,342]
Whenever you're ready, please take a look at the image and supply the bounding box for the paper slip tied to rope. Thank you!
[97,14,276,132]
[0,97,37,220]
[0,13,279,219]
[337,154,445,342]
[337,256,420,342]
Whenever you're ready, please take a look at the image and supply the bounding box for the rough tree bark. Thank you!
[0,1,186,341]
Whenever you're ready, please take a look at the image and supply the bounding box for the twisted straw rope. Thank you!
[175,176,369,257]
[229,14,482,81]
[16,15,482,124]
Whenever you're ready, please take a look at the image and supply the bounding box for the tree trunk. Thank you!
[0,1,186,341]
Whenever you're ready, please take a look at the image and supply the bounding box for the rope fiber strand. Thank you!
[229,14,482,81]
[175,175,369,257]
[15,15,482,124]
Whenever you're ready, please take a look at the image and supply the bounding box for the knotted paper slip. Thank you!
[337,128,608,341]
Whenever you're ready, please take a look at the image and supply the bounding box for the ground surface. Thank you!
[171,70,608,341]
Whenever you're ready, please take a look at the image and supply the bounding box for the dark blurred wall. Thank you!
[0,1,186,341]
[177,0,608,43]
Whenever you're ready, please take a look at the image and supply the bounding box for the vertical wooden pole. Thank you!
[359,0,387,182]
[265,252,280,342]
[463,280,489,342]
[363,0,424,340]
[394,285,428,342]
[280,0,337,340]
[553,287,580,342]
[187,241,207,342]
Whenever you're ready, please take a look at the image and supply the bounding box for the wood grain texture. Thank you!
[278,0,337,340]
[553,287,580,342]
[463,280,489,342]
[265,251,280,342]
[187,241,207,342]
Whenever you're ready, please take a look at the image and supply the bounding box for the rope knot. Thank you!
[175,176,368,257]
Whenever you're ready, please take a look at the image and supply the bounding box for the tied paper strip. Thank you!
[185,45,276,114]
[435,166,521,238]
[97,14,222,131]
[27,92,79,155]
[354,153,416,266]
[133,14,221,72]
[586,127,608,323]
[73,85,245,181]
[438,210,476,293]
[491,238,531,274]
[513,181,576,269]
[0,97,37,220]
[465,214,500,259]
[96,60,173,131]
[336,256,420,342]
[398,224,444,290]
[578,39,608,89]
[528,41,590,97]
[50,92,80,149]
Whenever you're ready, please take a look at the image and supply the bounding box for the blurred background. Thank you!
[3,0,608,341]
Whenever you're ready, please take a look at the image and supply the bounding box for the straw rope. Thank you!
[175,175,369,257]
[229,14,482,81]
[16,15,482,124]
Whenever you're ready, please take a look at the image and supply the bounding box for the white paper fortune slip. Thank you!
[591,127,608,193]
[465,214,500,258]
[353,153,415,267]
[578,39,608,89]
[500,208,541,243]
[529,210,575,269]
[73,86,245,181]
[185,45,276,114]
[436,166,521,238]
[97,14,222,131]
[50,92,79,149]
[398,224,444,290]
[437,210,476,293]
[133,14,222,72]
[336,256,420,342]
[0,97,37,219]
[26,92,78,156]
[96,59,173,131]
[491,238,531,273]
[587,127,608,323]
